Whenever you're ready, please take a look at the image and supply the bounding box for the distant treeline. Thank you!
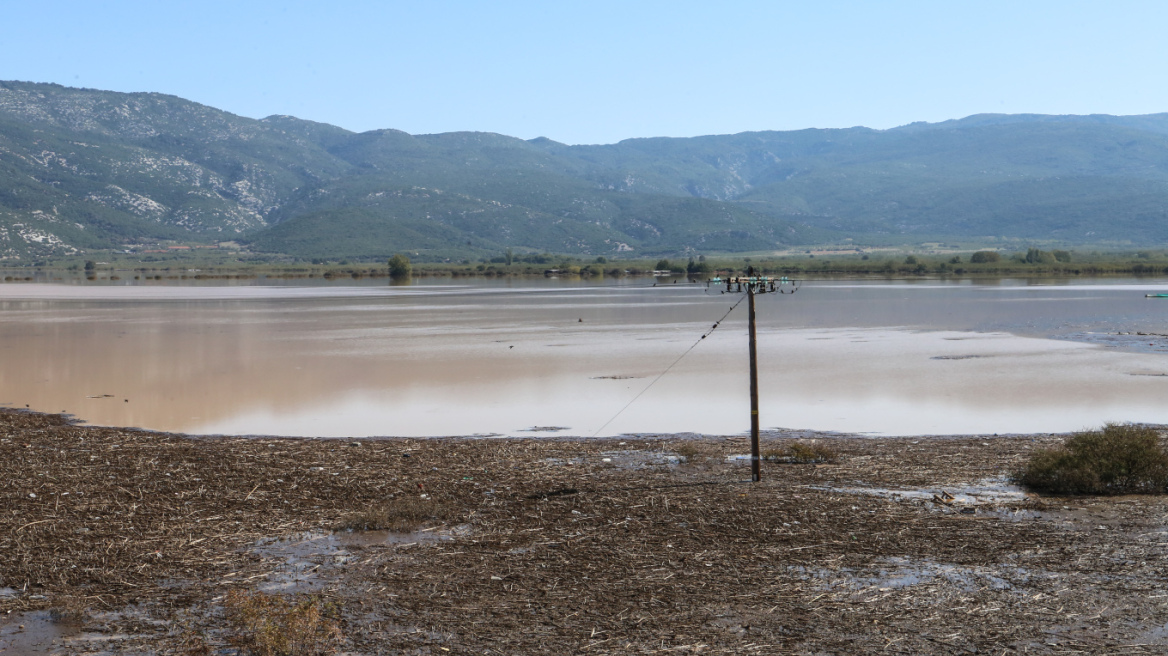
[10,248,1168,281]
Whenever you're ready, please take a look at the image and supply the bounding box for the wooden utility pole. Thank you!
[710,267,799,483]
[747,279,761,482]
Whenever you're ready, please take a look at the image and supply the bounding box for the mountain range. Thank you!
[2,80,1167,261]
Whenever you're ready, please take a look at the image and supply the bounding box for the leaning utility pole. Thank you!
[710,266,798,482]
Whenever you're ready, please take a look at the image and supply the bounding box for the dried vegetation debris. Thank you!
[2,409,1168,653]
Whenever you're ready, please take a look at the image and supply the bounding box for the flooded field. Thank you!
[2,276,1168,437]
[5,408,1168,654]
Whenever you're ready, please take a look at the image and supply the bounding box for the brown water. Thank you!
[0,611,82,655]
[2,277,1168,437]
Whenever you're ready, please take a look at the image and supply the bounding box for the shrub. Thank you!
[970,251,1001,263]
[388,254,412,280]
[1014,424,1168,495]
[224,591,343,656]
[674,442,701,462]
[787,442,839,464]
[173,623,212,656]
[49,598,89,626]
[338,496,451,532]
[686,258,712,276]
[1025,248,1057,264]
[763,441,838,464]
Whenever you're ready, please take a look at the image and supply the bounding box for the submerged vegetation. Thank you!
[1014,424,1168,495]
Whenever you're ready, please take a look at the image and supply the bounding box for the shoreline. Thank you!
[8,261,1168,283]
[4,408,1168,653]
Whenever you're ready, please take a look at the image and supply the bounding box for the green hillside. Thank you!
[2,80,1168,261]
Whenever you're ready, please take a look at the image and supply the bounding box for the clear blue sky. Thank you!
[4,0,1167,144]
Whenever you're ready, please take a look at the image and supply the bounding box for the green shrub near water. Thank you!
[969,250,1001,263]
[388,253,412,280]
[1014,424,1168,495]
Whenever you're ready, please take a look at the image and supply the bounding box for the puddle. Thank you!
[815,480,1151,530]
[251,526,469,592]
[811,477,1027,510]
[787,558,1044,595]
[545,450,681,469]
[0,605,166,654]
[1139,621,1168,645]
[345,526,470,547]
[599,450,682,469]
[994,502,1145,528]
[0,587,18,597]
[0,611,83,655]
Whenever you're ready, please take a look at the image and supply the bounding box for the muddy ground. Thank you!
[3,408,1168,654]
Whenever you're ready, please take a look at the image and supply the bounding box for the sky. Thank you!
[3,0,1168,144]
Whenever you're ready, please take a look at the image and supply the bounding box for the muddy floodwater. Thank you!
[2,276,1168,437]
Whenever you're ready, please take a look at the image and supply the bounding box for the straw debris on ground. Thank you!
[3,409,1168,654]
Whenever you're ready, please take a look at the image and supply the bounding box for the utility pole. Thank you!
[747,278,761,482]
[710,266,798,482]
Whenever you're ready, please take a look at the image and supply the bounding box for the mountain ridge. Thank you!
[1,80,1166,261]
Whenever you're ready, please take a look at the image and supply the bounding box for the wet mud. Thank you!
[3,408,1168,653]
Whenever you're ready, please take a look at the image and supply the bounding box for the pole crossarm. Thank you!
[707,275,800,295]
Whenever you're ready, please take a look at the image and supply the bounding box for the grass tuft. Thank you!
[174,629,212,656]
[337,496,451,532]
[674,443,701,463]
[763,441,838,464]
[48,598,89,626]
[224,590,343,656]
[1014,423,1168,495]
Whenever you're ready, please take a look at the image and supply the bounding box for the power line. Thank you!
[590,294,749,437]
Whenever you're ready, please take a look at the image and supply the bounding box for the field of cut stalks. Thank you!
[3,409,1168,654]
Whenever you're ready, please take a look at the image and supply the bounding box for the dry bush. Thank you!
[761,448,783,461]
[48,597,89,626]
[337,496,450,532]
[224,590,343,656]
[173,630,212,656]
[763,441,838,464]
[674,442,701,462]
[169,615,212,656]
[788,442,838,463]
[1014,423,1168,495]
